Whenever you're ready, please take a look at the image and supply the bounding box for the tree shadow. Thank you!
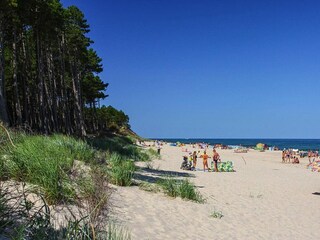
[138,167,195,178]
[134,167,195,184]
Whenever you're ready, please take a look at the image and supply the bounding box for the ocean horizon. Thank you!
[154,138,320,151]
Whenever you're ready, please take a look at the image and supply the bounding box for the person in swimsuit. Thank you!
[308,150,311,163]
[200,151,210,172]
[282,150,285,163]
[192,151,197,170]
[212,149,221,172]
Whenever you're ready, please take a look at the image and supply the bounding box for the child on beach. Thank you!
[200,151,211,172]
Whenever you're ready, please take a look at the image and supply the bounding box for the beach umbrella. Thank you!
[256,143,265,149]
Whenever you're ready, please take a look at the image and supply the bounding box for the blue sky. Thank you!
[62,0,320,138]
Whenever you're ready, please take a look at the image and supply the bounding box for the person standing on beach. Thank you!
[308,150,312,163]
[282,150,286,163]
[212,149,221,172]
[192,151,197,170]
[200,151,210,172]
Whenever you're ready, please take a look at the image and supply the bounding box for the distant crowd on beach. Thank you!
[307,150,319,163]
[282,150,300,164]
[282,149,319,164]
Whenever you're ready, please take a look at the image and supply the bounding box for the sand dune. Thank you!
[112,144,320,240]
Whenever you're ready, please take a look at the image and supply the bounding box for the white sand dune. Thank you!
[112,144,320,240]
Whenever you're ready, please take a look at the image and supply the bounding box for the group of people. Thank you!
[308,150,319,163]
[282,149,320,164]
[282,150,300,164]
[181,149,221,172]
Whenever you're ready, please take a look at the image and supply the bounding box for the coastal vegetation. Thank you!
[0,131,144,239]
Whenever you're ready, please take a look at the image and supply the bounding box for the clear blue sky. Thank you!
[62,0,320,138]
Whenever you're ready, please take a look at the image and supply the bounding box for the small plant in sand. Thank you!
[210,209,223,219]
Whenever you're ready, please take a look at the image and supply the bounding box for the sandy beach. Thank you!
[113,143,320,240]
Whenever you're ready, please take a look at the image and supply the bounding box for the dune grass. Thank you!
[108,154,136,186]
[0,134,95,204]
[157,177,204,203]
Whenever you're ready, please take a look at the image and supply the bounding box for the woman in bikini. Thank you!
[200,151,210,172]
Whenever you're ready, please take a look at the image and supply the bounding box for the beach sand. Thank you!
[112,144,320,240]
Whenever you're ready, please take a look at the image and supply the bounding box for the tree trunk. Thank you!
[21,32,29,126]
[36,31,46,133]
[12,30,22,125]
[0,21,9,124]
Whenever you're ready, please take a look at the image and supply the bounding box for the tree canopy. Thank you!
[0,0,129,136]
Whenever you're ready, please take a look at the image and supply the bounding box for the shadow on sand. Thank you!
[312,192,320,196]
[134,167,195,183]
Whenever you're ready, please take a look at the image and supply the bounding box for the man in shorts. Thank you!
[212,149,221,172]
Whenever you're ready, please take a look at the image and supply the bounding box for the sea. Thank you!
[155,139,320,151]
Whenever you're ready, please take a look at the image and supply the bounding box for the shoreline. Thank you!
[151,138,320,151]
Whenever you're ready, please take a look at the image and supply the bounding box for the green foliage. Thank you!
[0,134,95,204]
[108,154,135,186]
[157,177,204,203]
[85,105,130,133]
[1,0,109,135]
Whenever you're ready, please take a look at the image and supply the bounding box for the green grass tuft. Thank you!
[157,177,204,203]
[108,154,136,186]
